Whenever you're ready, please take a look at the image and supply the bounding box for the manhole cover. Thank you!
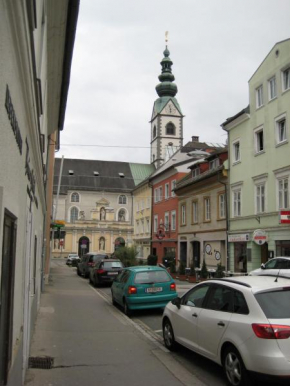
[28,356,54,369]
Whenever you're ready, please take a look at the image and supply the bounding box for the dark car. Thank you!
[77,252,109,278]
[89,259,124,287]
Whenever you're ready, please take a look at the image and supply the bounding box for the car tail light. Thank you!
[252,324,290,339]
[128,286,137,295]
[96,269,105,274]
[170,283,176,291]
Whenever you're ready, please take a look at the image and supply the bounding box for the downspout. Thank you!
[218,168,229,272]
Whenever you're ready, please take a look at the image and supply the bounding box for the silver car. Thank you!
[249,257,290,278]
[162,276,290,386]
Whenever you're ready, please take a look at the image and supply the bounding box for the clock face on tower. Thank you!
[165,103,176,114]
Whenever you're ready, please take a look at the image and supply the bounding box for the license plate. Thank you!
[108,272,118,275]
[145,287,162,293]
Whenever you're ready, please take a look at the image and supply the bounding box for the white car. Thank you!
[249,257,290,278]
[66,254,80,266]
[162,276,290,386]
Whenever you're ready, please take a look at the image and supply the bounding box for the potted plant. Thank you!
[200,259,209,279]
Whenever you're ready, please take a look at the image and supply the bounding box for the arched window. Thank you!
[71,192,79,202]
[118,209,126,222]
[153,125,157,138]
[166,122,176,136]
[119,195,127,204]
[70,207,79,223]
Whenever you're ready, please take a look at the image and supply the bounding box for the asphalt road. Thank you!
[63,261,286,386]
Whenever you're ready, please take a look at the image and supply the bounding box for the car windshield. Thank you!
[103,261,123,268]
[255,289,290,318]
[134,270,170,284]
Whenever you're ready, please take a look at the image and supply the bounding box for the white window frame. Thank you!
[232,139,241,164]
[268,76,276,101]
[192,167,200,178]
[146,197,150,208]
[136,220,139,235]
[165,183,169,199]
[171,180,176,197]
[181,204,186,226]
[218,193,226,219]
[256,182,266,214]
[70,206,79,223]
[146,218,150,233]
[171,210,176,231]
[192,200,198,223]
[274,168,290,210]
[141,219,144,234]
[282,66,290,92]
[204,197,211,222]
[154,215,158,233]
[278,177,289,209]
[154,188,158,203]
[164,212,170,230]
[254,126,264,154]
[275,113,287,145]
[232,188,242,217]
[256,85,263,108]
[119,195,127,205]
[209,158,219,170]
[71,192,80,203]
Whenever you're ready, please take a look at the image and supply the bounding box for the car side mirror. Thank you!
[171,297,181,309]
[261,263,265,269]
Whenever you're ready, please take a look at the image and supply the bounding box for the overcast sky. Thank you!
[58,0,290,164]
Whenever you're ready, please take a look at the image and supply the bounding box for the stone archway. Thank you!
[78,236,90,257]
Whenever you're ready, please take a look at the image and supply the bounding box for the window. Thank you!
[232,140,240,163]
[181,204,186,226]
[282,67,290,91]
[171,211,176,231]
[192,201,198,223]
[70,207,79,223]
[118,209,126,221]
[256,85,263,108]
[206,286,233,312]
[71,192,79,202]
[218,193,226,219]
[136,221,139,234]
[165,183,169,199]
[166,122,176,136]
[171,180,176,197]
[192,167,200,178]
[153,125,157,138]
[275,115,287,144]
[159,186,163,201]
[154,188,158,203]
[233,189,241,217]
[268,76,276,100]
[154,215,158,232]
[254,127,264,153]
[146,197,150,208]
[146,218,150,233]
[256,183,266,213]
[164,212,169,230]
[141,219,144,234]
[278,178,289,209]
[204,197,211,221]
[136,201,139,212]
[209,158,219,169]
[183,284,210,308]
[141,200,144,210]
[119,195,127,204]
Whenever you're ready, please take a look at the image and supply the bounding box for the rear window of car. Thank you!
[103,261,123,268]
[255,289,290,318]
[134,270,170,284]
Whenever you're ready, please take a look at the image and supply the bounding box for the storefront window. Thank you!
[234,243,247,272]
[276,241,290,257]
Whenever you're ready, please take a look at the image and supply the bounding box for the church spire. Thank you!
[155,43,178,98]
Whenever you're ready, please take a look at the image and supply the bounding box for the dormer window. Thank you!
[68,170,74,175]
[119,173,125,178]
[166,122,176,136]
[209,158,220,169]
[192,167,200,177]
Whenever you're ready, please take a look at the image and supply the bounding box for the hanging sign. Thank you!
[253,229,268,245]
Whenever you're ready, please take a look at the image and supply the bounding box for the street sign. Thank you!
[279,210,290,224]
[253,229,268,245]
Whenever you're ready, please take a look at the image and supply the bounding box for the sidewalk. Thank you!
[25,260,204,386]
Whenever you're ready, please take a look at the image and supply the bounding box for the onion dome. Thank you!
[155,46,178,97]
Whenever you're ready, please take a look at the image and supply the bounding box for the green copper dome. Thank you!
[155,46,178,97]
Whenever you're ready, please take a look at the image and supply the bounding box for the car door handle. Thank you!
[192,313,198,318]
[217,321,225,327]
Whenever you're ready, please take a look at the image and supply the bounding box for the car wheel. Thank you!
[123,299,131,316]
[223,345,251,386]
[163,319,177,351]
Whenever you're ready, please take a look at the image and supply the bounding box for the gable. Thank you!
[96,198,110,207]
[151,96,183,121]
[160,100,182,117]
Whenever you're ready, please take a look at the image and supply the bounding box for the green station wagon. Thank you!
[111,266,178,315]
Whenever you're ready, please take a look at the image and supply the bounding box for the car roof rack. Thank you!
[211,278,252,288]
[255,274,290,280]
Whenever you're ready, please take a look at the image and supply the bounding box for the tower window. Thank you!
[153,125,157,138]
[166,122,176,136]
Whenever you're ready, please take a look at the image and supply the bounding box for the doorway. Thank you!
[261,242,268,264]
[192,241,201,268]
[78,236,90,257]
[180,242,187,265]
[0,210,17,386]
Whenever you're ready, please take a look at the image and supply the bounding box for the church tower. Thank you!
[150,45,183,168]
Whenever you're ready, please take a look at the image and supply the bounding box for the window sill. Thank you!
[203,220,211,223]
[254,150,265,157]
[232,160,241,166]
[276,140,288,148]
[282,87,290,96]
[256,104,264,111]
[268,96,277,104]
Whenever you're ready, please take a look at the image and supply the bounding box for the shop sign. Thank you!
[279,210,290,224]
[228,234,250,242]
[253,229,268,245]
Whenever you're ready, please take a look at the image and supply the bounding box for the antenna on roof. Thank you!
[165,31,168,44]
[274,269,281,282]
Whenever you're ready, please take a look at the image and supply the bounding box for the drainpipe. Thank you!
[218,169,229,272]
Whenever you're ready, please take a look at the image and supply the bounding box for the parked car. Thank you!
[111,266,178,315]
[162,276,290,386]
[249,256,290,278]
[89,259,124,287]
[77,253,109,277]
[66,254,80,266]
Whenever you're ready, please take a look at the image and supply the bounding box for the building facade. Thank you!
[222,39,290,273]
[175,150,228,272]
[0,1,79,385]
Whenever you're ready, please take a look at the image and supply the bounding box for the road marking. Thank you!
[154,329,162,333]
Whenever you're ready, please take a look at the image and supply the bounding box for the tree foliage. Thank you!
[114,246,138,267]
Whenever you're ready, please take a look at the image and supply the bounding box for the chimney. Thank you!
[192,136,199,142]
